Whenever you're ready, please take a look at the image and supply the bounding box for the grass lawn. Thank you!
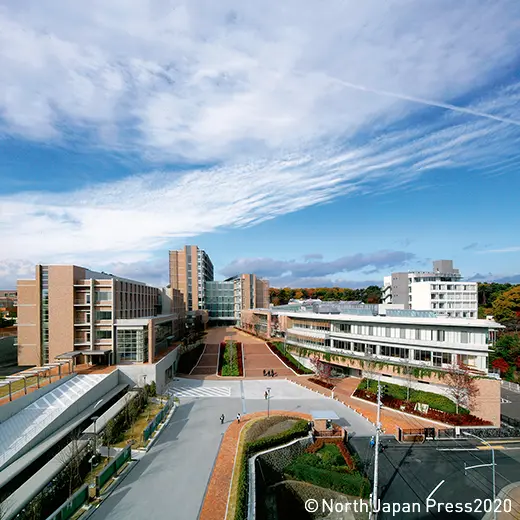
[272,343,313,374]
[246,416,300,442]
[113,402,164,449]
[359,378,469,414]
[0,375,39,398]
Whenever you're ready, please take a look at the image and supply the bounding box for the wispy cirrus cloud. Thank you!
[478,246,520,254]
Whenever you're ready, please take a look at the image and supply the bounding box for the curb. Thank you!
[138,402,178,453]
[286,378,380,430]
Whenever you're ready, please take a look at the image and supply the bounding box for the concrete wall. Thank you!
[117,347,180,393]
[16,278,40,366]
[0,374,75,423]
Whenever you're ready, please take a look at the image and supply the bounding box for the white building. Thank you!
[382,260,478,319]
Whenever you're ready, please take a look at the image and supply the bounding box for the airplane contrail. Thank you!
[331,78,520,127]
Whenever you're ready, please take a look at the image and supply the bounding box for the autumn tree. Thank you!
[492,358,510,375]
[492,286,520,330]
[310,355,332,383]
[444,363,479,414]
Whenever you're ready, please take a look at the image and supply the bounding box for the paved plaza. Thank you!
[89,378,376,520]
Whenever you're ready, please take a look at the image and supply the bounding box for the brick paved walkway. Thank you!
[289,376,449,435]
[199,410,312,520]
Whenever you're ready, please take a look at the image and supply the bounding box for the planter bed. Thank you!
[218,341,244,377]
[353,388,492,426]
[266,342,313,375]
[306,438,356,471]
[308,377,335,390]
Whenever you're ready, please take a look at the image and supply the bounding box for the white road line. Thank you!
[189,344,207,375]
[426,479,445,502]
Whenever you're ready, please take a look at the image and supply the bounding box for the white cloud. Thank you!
[1,1,520,159]
[1,1,520,286]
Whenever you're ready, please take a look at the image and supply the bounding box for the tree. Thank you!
[104,419,118,459]
[444,363,480,415]
[310,355,332,383]
[58,432,87,497]
[492,286,520,329]
[492,357,510,375]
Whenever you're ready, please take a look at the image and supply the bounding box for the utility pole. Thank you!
[371,376,382,519]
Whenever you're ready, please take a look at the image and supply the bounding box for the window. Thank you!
[435,330,445,342]
[460,331,469,343]
[385,327,391,338]
[95,311,112,321]
[95,291,111,302]
[85,312,90,323]
[86,332,91,342]
[400,328,406,339]
[86,294,91,304]
[415,329,421,340]
[380,346,409,359]
[96,330,112,340]
[368,326,374,336]
[414,350,431,361]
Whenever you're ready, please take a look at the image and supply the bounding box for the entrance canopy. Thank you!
[55,350,111,359]
[311,410,340,421]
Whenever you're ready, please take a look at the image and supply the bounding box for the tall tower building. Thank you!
[169,245,214,312]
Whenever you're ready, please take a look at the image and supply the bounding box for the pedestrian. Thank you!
[370,436,375,448]
[263,369,266,376]
[220,414,225,425]
[237,413,241,423]
[264,391,268,400]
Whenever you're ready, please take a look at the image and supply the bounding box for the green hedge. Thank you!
[360,378,469,414]
[284,463,370,498]
[235,419,310,520]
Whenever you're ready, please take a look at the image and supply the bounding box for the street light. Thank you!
[463,431,496,520]
[91,416,99,474]
[266,387,271,418]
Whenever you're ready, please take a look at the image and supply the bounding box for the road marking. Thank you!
[426,479,445,502]
[478,445,504,450]
[501,398,511,403]
[167,386,231,398]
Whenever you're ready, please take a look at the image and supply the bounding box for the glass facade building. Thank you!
[205,281,235,320]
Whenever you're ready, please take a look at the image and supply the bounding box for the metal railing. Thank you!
[501,380,520,393]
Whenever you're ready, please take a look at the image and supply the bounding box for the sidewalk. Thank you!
[199,410,312,520]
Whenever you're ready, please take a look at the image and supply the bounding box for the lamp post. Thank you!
[267,387,271,418]
[463,431,496,520]
[91,416,99,474]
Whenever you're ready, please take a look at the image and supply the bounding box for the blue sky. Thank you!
[1,0,520,289]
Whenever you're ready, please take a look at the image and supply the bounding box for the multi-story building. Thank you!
[242,302,504,424]
[169,245,214,312]
[0,290,17,318]
[382,260,478,319]
[17,265,183,367]
[205,274,270,324]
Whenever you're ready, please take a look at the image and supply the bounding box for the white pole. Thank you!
[371,375,382,519]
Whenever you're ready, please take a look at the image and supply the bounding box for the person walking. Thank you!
[370,436,375,448]
[220,414,225,425]
[264,391,268,400]
[237,413,241,423]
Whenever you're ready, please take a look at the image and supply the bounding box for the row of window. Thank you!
[430,284,475,291]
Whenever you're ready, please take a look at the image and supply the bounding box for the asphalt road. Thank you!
[501,387,520,422]
[351,437,520,519]
[89,378,376,520]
